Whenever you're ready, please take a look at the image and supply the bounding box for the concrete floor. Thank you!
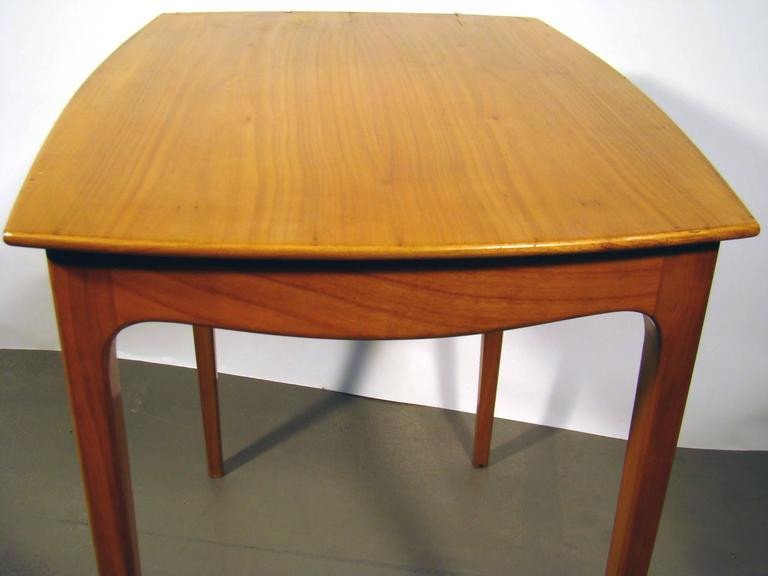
[0,349,766,575]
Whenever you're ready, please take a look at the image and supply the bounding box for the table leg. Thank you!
[193,325,224,478]
[606,247,718,575]
[49,260,141,576]
[473,330,504,467]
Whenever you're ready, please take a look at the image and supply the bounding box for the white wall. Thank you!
[1,0,766,450]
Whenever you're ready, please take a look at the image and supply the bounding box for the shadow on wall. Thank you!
[199,78,768,573]
[628,74,767,254]
[434,334,575,466]
[629,75,767,449]
[221,327,597,571]
[224,340,372,473]
[629,75,768,195]
[628,74,767,273]
[223,339,472,575]
[429,77,768,451]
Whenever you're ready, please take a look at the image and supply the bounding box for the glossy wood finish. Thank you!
[48,260,140,576]
[192,325,223,478]
[473,331,504,468]
[98,253,661,340]
[6,11,757,576]
[606,247,718,575]
[45,244,718,575]
[4,13,757,259]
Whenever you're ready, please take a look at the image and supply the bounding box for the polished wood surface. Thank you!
[7,11,757,576]
[48,260,140,576]
[192,325,223,478]
[5,12,757,259]
[46,244,719,575]
[92,252,661,339]
[473,331,504,468]
[606,247,717,575]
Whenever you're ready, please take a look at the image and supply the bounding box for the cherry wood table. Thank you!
[4,12,759,575]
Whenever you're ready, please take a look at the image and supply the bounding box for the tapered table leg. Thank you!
[193,325,224,478]
[473,330,504,468]
[49,258,141,576]
[606,246,718,575]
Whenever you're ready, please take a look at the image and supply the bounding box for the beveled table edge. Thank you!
[3,222,759,261]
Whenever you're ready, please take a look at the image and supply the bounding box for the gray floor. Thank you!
[0,349,765,575]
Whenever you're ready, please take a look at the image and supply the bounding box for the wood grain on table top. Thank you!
[4,12,759,259]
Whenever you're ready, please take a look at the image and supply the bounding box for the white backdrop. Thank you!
[1,0,766,450]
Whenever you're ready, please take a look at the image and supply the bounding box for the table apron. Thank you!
[45,243,720,576]
[48,250,673,340]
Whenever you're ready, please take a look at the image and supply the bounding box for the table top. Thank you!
[4,12,758,260]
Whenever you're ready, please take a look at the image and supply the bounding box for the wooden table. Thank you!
[4,12,759,575]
